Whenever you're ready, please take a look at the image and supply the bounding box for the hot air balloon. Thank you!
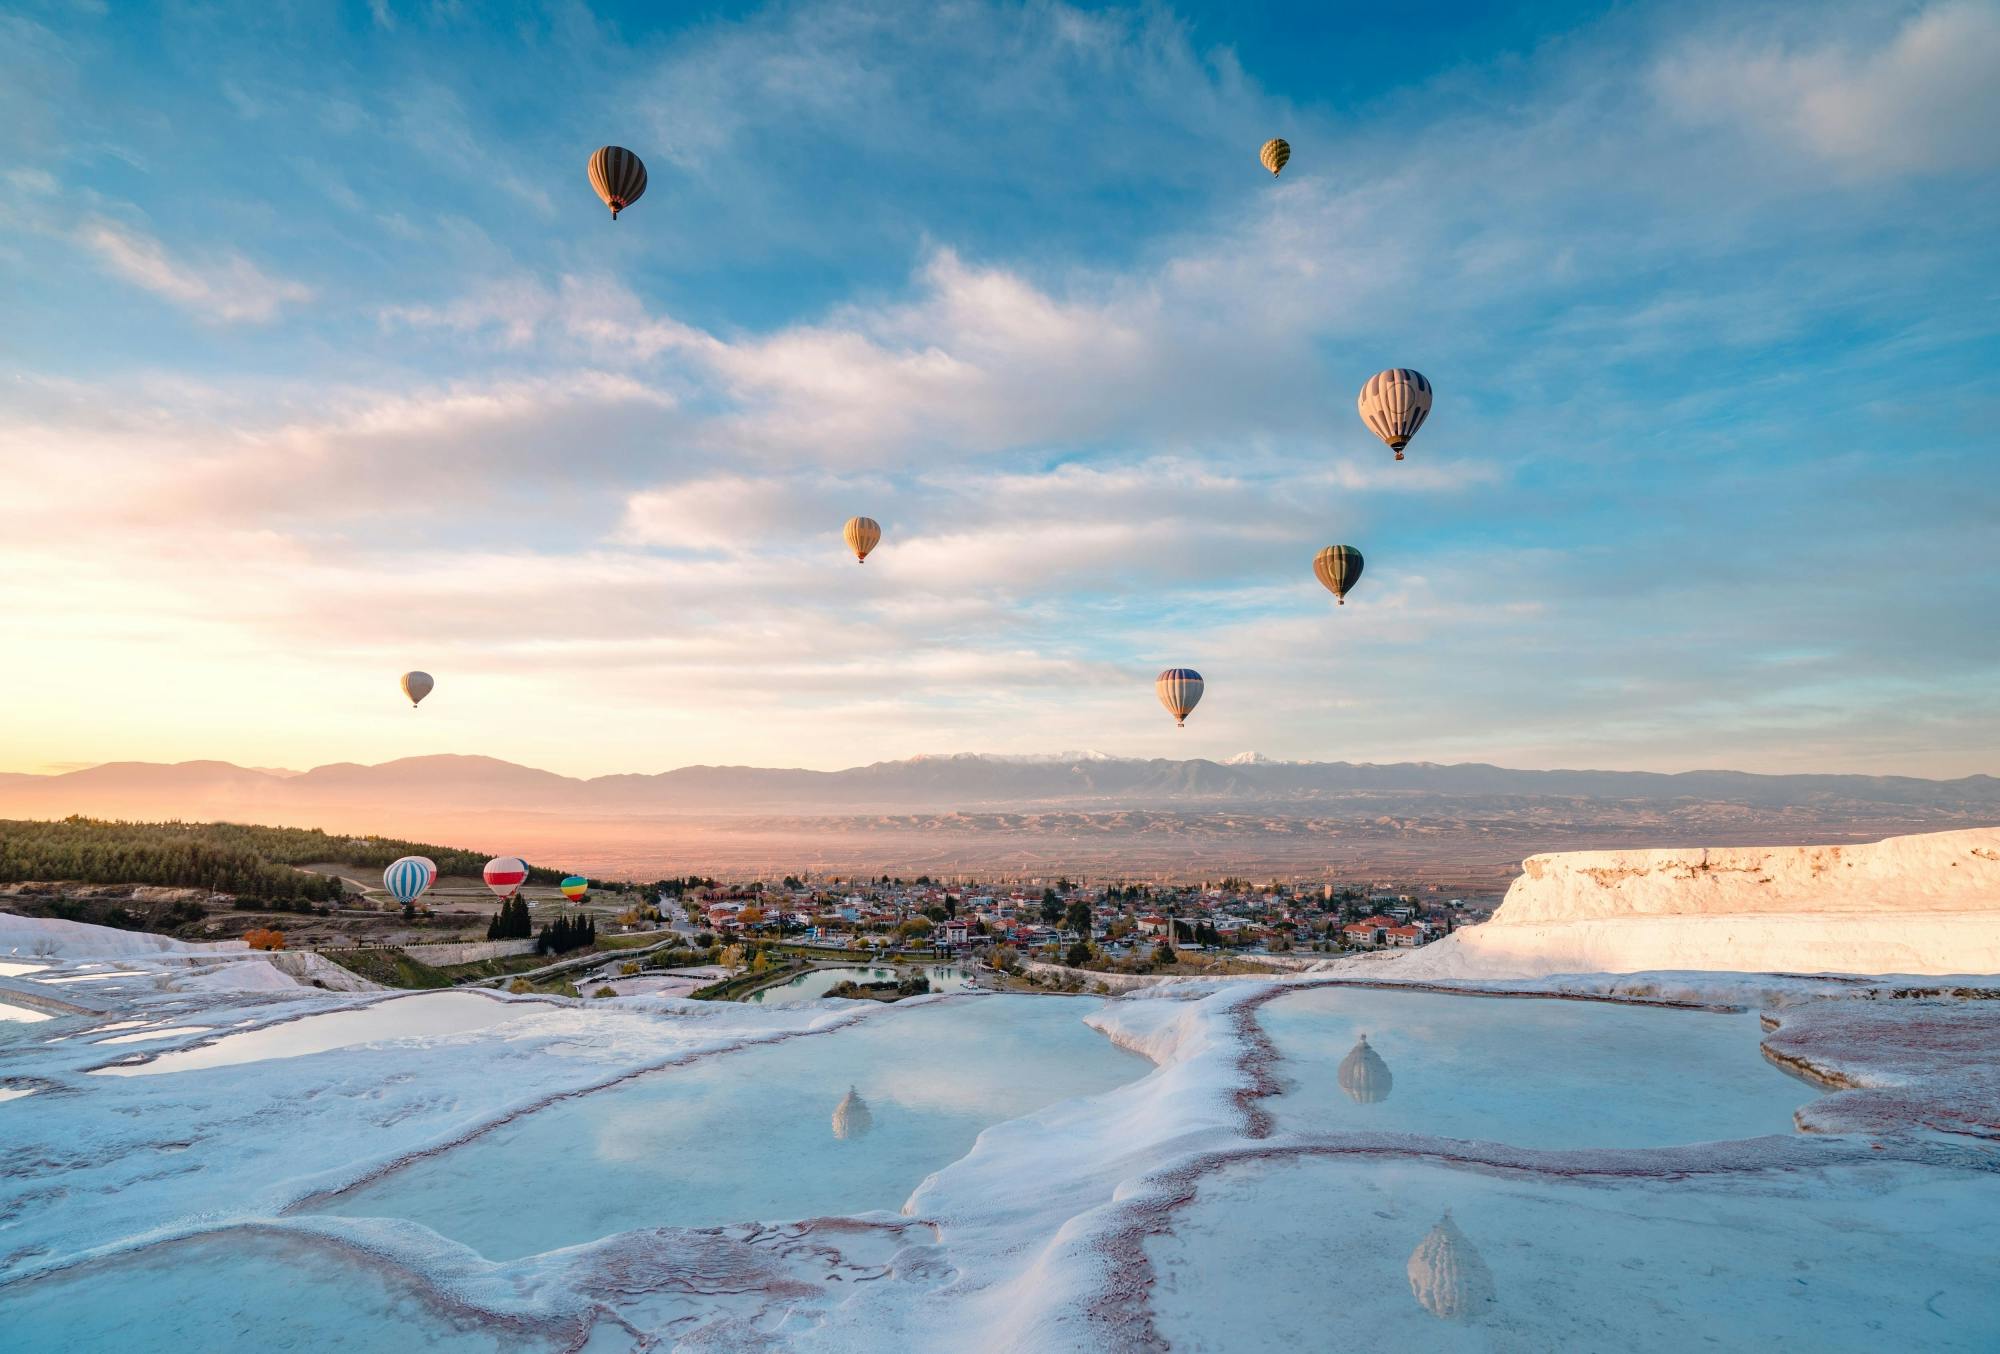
[483,856,530,901]
[1259,137,1291,176]
[1358,368,1432,460]
[1314,545,1365,605]
[1156,668,1204,728]
[843,516,882,563]
[587,146,648,219]
[560,876,588,902]
[383,856,437,908]
[400,671,434,708]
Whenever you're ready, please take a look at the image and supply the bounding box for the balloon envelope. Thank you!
[1156,668,1204,727]
[383,856,436,905]
[1358,368,1432,460]
[843,516,882,563]
[1260,137,1291,176]
[483,856,530,900]
[587,146,648,219]
[1314,545,1364,604]
[400,671,434,707]
[559,876,588,901]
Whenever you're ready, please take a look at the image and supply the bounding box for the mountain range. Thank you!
[4,753,1993,881]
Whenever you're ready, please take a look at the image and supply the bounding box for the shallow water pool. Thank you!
[1146,1155,2000,1353]
[92,991,529,1077]
[1259,985,1807,1147]
[0,1232,557,1354]
[746,963,975,1005]
[315,994,1146,1259]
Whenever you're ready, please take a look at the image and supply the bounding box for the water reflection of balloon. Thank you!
[1358,368,1433,461]
[1337,1032,1392,1104]
[832,1086,874,1140]
[1156,668,1204,728]
[483,856,530,900]
[400,671,433,708]
[1407,1210,1495,1322]
[383,856,436,907]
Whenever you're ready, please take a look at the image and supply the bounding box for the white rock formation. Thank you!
[1384,827,2000,978]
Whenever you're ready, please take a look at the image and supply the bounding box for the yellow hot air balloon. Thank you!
[1313,545,1364,605]
[1260,138,1291,177]
[587,146,648,220]
[1358,368,1433,460]
[843,516,882,563]
[1156,668,1204,728]
[400,671,434,708]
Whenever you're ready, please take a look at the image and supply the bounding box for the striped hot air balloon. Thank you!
[483,856,530,900]
[843,516,882,563]
[559,876,588,902]
[1314,545,1364,605]
[383,856,436,907]
[1358,368,1433,460]
[587,146,648,220]
[1156,668,1204,728]
[1260,137,1291,177]
[400,671,434,708]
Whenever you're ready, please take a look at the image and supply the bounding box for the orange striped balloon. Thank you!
[1260,138,1291,177]
[1156,668,1204,727]
[588,146,648,220]
[843,516,882,563]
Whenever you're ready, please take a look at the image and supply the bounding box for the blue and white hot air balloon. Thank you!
[384,855,437,908]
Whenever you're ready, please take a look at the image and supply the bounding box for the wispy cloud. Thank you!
[82,219,313,323]
[1654,1,2000,179]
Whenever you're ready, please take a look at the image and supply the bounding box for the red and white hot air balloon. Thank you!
[482,856,530,900]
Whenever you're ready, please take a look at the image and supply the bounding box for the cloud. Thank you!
[82,220,313,323]
[1654,1,2000,178]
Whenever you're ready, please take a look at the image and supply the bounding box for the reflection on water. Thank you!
[314,996,1144,1258]
[91,992,525,1077]
[1407,1209,1495,1323]
[1337,1033,1393,1104]
[1262,986,1805,1148]
[832,1085,874,1139]
[746,964,975,1006]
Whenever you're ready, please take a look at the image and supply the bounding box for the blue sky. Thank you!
[2,0,1996,778]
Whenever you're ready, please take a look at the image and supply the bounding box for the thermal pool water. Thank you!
[314,994,1143,1258]
[1257,984,1810,1145]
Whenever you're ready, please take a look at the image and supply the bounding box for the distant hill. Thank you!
[0,751,1994,820]
[0,753,1992,881]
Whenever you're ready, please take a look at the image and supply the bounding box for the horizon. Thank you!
[5,0,1997,781]
[15,746,2000,784]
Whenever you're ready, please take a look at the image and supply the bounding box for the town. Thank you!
[661,873,1499,974]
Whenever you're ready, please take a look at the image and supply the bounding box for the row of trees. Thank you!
[0,817,588,904]
[486,896,534,940]
[0,817,345,904]
[536,913,597,956]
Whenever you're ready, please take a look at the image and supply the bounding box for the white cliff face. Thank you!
[1386,827,2000,979]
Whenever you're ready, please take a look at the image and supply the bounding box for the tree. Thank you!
[1064,899,1093,937]
[1154,938,1176,965]
[1065,940,1092,967]
[1039,889,1064,925]
[244,927,285,951]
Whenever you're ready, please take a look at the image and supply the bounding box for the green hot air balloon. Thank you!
[1314,546,1364,605]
